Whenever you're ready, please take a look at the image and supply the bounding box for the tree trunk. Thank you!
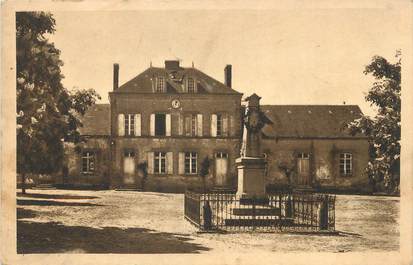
[21,173,26,194]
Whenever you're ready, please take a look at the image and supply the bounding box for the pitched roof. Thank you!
[261,105,366,138]
[78,104,110,136]
[116,67,241,95]
[77,104,366,138]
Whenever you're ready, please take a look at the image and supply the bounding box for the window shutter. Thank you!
[150,114,155,136]
[166,152,173,174]
[222,115,228,136]
[211,114,217,137]
[118,114,125,136]
[134,114,141,136]
[185,116,191,136]
[178,152,185,175]
[197,114,203,137]
[229,115,235,137]
[166,113,171,136]
[178,114,184,136]
[147,152,154,174]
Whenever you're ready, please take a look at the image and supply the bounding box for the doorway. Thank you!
[123,150,136,184]
[215,152,228,186]
[297,152,310,185]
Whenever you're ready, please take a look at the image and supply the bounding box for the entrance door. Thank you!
[215,152,228,186]
[297,153,310,185]
[123,151,136,184]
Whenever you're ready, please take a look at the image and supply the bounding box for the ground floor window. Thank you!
[81,151,95,174]
[154,151,167,174]
[340,153,353,176]
[185,152,197,174]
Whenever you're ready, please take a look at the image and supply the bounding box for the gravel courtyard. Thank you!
[17,189,399,253]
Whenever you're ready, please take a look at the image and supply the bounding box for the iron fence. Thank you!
[184,190,335,232]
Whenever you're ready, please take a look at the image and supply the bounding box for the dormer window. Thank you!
[186,77,196,93]
[156,77,165,93]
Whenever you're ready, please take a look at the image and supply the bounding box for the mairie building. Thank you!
[61,60,370,193]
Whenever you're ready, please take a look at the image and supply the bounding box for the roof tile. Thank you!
[78,104,110,136]
[261,105,365,138]
[116,67,241,94]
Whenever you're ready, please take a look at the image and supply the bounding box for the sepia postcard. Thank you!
[1,0,413,265]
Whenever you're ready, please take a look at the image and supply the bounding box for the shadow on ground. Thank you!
[17,199,103,207]
[17,208,39,219]
[17,220,209,253]
[17,192,100,200]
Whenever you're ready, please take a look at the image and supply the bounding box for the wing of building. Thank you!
[60,60,370,193]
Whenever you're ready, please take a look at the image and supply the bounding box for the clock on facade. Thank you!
[171,99,181,109]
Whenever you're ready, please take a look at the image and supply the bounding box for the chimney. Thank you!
[224,64,232,88]
[113,63,119,91]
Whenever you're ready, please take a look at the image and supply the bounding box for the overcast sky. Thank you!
[49,9,406,116]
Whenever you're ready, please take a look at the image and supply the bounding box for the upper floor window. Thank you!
[191,115,197,135]
[211,113,228,137]
[150,113,171,137]
[216,114,223,136]
[156,77,165,93]
[184,113,203,137]
[125,114,135,136]
[340,153,353,176]
[81,151,95,174]
[155,113,166,136]
[118,114,141,136]
[187,78,196,93]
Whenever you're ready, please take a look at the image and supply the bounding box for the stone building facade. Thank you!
[62,60,370,192]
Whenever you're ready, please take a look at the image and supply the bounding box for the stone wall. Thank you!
[105,91,243,192]
[262,137,371,192]
[60,89,371,193]
[63,137,241,192]
[62,138,110,187]
[62,136,370,192]
[111,137,241,192]
[109,93,243,138]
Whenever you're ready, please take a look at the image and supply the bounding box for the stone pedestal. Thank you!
[236,157,266,198]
